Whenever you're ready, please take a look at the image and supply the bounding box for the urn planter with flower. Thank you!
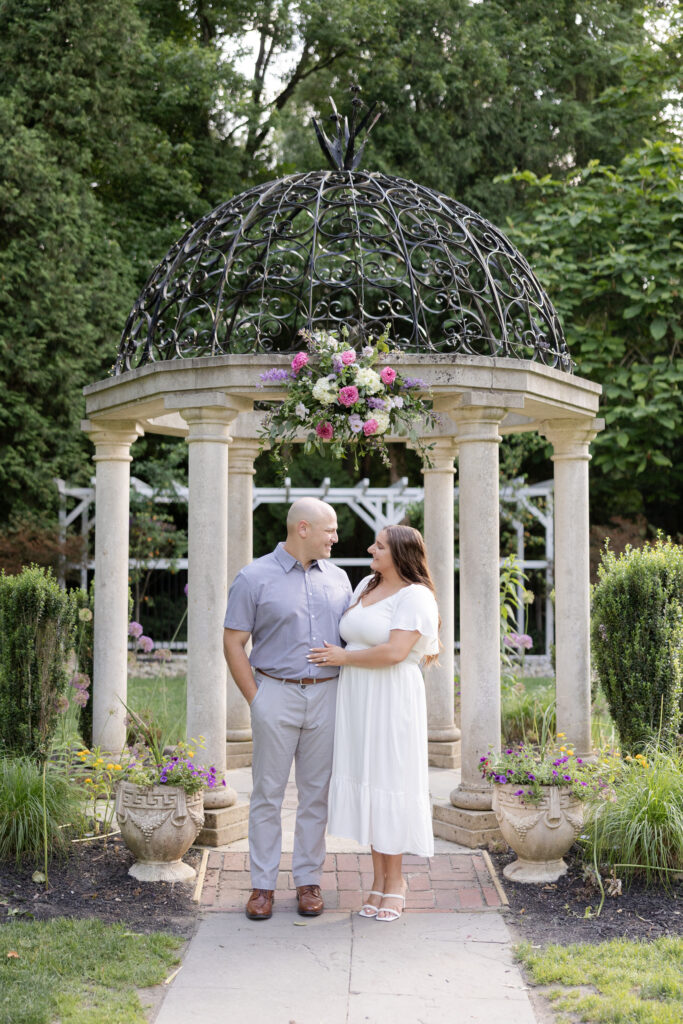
[481,741,612,884]
[115,780,204,882]
[113,708,226,882]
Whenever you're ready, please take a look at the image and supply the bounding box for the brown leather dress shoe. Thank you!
[296,884,324,916]
[246,888,274,920]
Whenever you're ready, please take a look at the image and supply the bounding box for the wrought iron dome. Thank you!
[115,95,572,374]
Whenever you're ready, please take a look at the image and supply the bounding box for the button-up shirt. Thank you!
[223,543,353,678]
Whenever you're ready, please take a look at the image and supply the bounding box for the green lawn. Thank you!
[517,937,683,1024]
[128,674,186,745]
[0,918,182,1024]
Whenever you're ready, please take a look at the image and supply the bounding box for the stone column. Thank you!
[225,438,261,768]
[83,419,143,753]
[540,419,601,756]
[433,405,505,848]
[422,437,460,769]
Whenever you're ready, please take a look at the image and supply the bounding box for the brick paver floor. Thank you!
[200,852,502,913]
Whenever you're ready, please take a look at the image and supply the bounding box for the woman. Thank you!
[308,524,439,922]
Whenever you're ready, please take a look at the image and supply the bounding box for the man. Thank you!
[223,498,352,920]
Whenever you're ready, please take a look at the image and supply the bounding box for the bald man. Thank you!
[223,499,352,920]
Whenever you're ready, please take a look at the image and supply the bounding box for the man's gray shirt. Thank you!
[224,543,353,678]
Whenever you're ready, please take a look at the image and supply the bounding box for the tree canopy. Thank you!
[0,0,680,529]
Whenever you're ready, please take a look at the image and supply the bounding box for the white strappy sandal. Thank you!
[358,890,384,918]
[376,892,406,922]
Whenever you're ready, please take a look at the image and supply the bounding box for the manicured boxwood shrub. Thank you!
[591,538,683,752]
[0,565,76,759]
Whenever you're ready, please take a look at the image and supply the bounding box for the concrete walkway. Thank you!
[153,767,540,1024]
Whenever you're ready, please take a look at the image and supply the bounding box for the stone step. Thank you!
[197,802,249,847]
[432,801,501,849]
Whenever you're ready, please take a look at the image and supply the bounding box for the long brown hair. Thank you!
[360,525,440,665]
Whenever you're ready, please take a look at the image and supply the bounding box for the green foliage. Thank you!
[502,140,683,527]
[591,538,683,752]
[0,756,83,867]
[73,585,94,747]
[583,746,683,887]
[0,917,182,1024]
[517,936,683,1024]
[0,566,77,760]
[501,682,556,747]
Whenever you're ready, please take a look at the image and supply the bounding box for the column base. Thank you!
[226,739,253,769]
[203,783,237,810]
[226,728,252,742]
[450,784,493,811]
[428,739,461,769]
[197,802,249,847]
[432,802,502,848]
[428,726,461,742]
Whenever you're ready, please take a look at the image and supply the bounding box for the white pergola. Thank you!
[82,352,602,846]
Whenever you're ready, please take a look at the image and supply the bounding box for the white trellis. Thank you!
[56,475,554,658]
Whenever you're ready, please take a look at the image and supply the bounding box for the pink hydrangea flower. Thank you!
[315,421,334,440]
[340,349,356,365]
[338,385,359,407]
[380,366,397,385]
[291,352,309,373]
[363,419,379,436]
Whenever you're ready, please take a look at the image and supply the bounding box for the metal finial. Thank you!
[311,79,384,171]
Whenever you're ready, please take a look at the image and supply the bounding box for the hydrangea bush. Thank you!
[259,326,437,468]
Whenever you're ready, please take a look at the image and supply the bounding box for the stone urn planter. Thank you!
[492,784,584,883]
[115,780,204,882]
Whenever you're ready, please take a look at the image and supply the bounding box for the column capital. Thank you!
[450,405,506,445]
[540,417,604,462]
[228,438,261,475]
[421,436,457,473]
[81,419,144,462]
[165,395,250,445]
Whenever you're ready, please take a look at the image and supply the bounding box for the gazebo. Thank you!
[82,101,602,847]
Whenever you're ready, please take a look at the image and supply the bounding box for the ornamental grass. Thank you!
[0,755,84,867]
[582,744,683,887]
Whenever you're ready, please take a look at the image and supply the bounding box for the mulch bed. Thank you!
[2,837,681,949]
[492,844,683,946]
[0,835,200,939]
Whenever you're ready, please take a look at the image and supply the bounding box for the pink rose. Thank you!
[315,421,334,440]
[338,385,359,407]
[380,366,397,385]
[291,352,309,373]
[363,419,379,436]
[340,349,356,365]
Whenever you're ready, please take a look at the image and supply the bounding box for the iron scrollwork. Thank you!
[116,169,572,374]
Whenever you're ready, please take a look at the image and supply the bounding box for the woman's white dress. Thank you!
[327,578,438,857]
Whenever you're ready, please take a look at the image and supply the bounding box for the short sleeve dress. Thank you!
[327,577,438,857]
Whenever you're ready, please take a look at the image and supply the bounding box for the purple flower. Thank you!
[184,583,189,597]
[563,774,572,781]
[504,632,533,651]
[128,621,143,639]
[332,354,344,373]
[348,413,364,434]
[55,694,70,714]
[71,672,90,691]
[72,688,89,708]
[259,367,291,383]
[403,377,426,389]
[367,397,386,409]
[139,635,154,653]
[514,789,524,796]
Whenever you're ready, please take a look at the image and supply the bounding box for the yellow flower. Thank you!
[557,732,566,738]
[566,750,574,757]
[188,750,195,757]
[113,765,122,771]
[106,763,114,770]
[559,746,567,752]
[625,755,633,761]
[85,777,92,784]
[95,758,104,766]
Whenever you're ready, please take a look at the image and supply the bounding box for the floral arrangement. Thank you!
[480,737,620,804]
[75,738,225,798]
[258,326,437,468]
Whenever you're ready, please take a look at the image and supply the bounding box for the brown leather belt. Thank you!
[256,668,338,685]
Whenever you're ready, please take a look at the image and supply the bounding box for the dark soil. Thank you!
[492,844,683,946]
[2,836,681,950]
[0,834,200,939]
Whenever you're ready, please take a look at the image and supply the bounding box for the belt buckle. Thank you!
[298,677,310,689]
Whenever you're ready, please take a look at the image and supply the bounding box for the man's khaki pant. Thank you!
[248,671,338,889]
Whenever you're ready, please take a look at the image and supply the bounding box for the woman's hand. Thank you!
[308,641,347,668]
